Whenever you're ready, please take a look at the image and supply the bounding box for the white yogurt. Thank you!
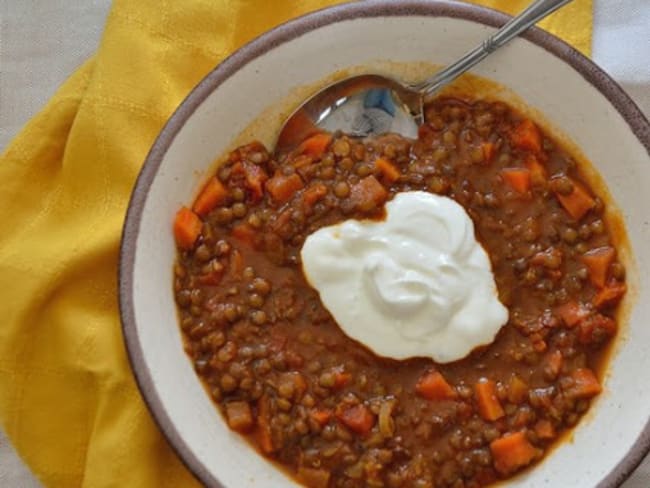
[300,191,508,363]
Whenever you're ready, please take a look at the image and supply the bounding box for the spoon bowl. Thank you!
[275,75,422,151]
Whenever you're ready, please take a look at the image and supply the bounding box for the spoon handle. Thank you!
[418,0,574,97]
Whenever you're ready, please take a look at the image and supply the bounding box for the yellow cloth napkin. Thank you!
[0,1,592,486]
[466,0,592,54]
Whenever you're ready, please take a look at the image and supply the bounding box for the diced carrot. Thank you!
[293,372,307,395]
[244,162,269,201]
[292,154,314,170]
[564,368,602,400]
[296,467,331,488]
[534,419,556,440]
[531,334,547,353]
[231,222,256,246]
[510,119,542,153]
[298,133,332,158]
[225,401,254,432]
[232,140,268,162]
[265,173,304,203]
[555,300,590,327]
[197,262,224,286]
[257,395,275,454]
[336,404,375,435]
[415,371,457,401]
[271,207,292,235]
[501,168,531,194]
[349,175,388,212]
[593,281,627,309]
[173,207,202,250]
[529,387,553,409]
[530,247,562,269]
[545,350,563,379]
[511,408,534,429]
[295,160,318,182]
[475,378,505,421]
[507,375,529,405]
[197,272,221,287]
[554,179,595,221]
[294,372,308,395]
[231,161,268,201]
[375,157,401,183]
[581,246,615,288]
[302,183,328,210]
[279,372,307,399]
[192,177,228,216]
[310,408,332,427]
[229,249,244,275]
[482,142,497,164]
[490,431,539,476]
[285,350,304,369]
[525,155,547,185]
[276,109,319,152]
[332,368,352,389]
[577,313,616,345]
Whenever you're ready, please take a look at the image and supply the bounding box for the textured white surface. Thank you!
[1,1,649,486]
[591,4,650,488]
[592,0,650,117]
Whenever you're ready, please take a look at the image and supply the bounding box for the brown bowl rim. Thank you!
[119,1,650,487]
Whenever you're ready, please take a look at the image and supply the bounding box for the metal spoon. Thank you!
[276,0,572,153]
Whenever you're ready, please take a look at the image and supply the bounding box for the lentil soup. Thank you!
[172,95,626,487]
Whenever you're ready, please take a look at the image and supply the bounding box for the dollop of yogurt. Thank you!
[300,191,508,363]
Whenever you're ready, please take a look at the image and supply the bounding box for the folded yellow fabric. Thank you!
[466,0,592,55]
[0,1,592,486]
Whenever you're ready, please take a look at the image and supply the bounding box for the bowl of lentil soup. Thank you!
[119,1,650,487]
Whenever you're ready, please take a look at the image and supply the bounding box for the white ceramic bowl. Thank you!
[119,1,650,486]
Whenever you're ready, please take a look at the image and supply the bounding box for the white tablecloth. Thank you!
[1,1,649,486]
